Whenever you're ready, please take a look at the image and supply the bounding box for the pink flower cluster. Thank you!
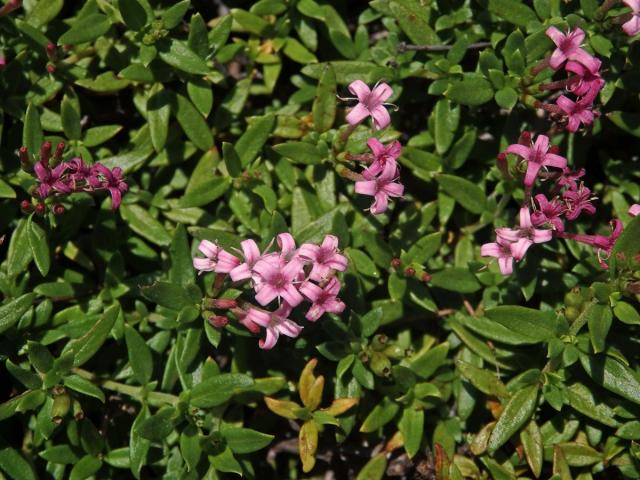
[341,81,404,215]
[537,27,604,133]
[483,132,624,274]
[22,142,128,210]
[193,233,348,349]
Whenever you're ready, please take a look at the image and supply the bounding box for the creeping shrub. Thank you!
[1,0,640,479]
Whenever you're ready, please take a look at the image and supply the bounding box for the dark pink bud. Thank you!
[548,145,560,154]
[421,272,432,282]
[20,200,32,212]
[209,298,238,309]
[54,142,65,160]
[40,141,52,166]
[404,267,416,277]
[63,44,73,53]
[46,63,56,74]
[208,315,229,328]
[46,42,56,59]
[518,131,531,145]
[19,146,29,165]
[390,258,401,269]
[35,203,45,216]
[52,204,65,215]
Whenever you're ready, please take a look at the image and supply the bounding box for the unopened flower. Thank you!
[345,80,393,130]
[546,27,599,73]
[354,160,404,214]
[559,220,624,268]
[629,204,640,217]
[193,240,240,274]
[623,0,640,36]
[298,235,348,282]
[299,277,345,321]
[481,237,532,276]
[503,134,567,188]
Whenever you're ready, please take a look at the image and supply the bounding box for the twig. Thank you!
[397,41,492,53]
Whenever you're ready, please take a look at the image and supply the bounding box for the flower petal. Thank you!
[345,103,370,126]
[348,80,371,102]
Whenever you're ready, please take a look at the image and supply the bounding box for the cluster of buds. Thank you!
[535,28,604,133]
[484,132,624,275]
[339,81,404,215]
[21,142,128,211]
[194,233,348,349]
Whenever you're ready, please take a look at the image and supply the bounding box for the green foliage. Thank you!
[1,0,640,478]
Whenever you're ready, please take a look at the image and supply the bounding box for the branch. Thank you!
[397,41,492,53]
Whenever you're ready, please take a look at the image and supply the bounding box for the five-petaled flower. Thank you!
[298,235,348,282]
[354,160,404,215]
[481,237,531,276]
[503,134,567,189]
[299,277,346,321]
[546,27,599,73]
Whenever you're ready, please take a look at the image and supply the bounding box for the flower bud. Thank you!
[35,203,45,216]
[208,298,237,309]
[404,267,415,277]
[40,141,52,166]
[421,272,432,282]
[46,63,56,74]
[371,334,388,351]
[51,392,71,422]
[20,200,32,212]
[72,399,84,421]
[549,145,561,154]
[19,146,29,167]
[564,291,583,308]
[369,352,391,377]
[52,204,65,215]
[46,42,56,60]
[390,258,401,269]
[208,315,229,328]
[565,306,581,323]
[54,142,65,160]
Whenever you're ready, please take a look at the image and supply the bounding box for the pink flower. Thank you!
[276,232,297,259]
[364,138,401,177]
[89,164,129,209]
[556,89,599,133]
[238,308,265,334]
[559,220,623,268]
[629,204,640,217]
[563,185,596,220]
[345,80,393,130]
[480,237,532,276]
[298,235,348,282]
[252,256,305,307]
[504,134,567,188]
[496,207,553,255]
[623,0,640,36]
[34,161,71,198]
[354,160,404,215]
[565,60,605,97]
[545,27,599,73]
[532,194,566,232]
[250,303,304,350]
[193,240,240,274]
[556,167,586,192]
[229,239,264,282]
[299,277,346,321]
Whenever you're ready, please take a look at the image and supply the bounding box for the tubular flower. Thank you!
[297,235,348,282]
[623,0,640,36]
[565,60,605,97]
[503,134,567,188]
[364,138,401,177]
[345,80,394,130]
[481,237,532,276]
[193,240,240,274]
[299,277,346,322]
[556,89,600,133]
[532,194,566,232]
[354,159,404,215]
[545,27,599,73]
[496,207,553,249]
[248,304,304,350]
[563,185,596,220]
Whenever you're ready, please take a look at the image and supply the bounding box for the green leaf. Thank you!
[173,92,214,150]
[356,454,387,480]
[58,14,111,45]
[312,64,337,133]
[222,427,274,454]
[7,219,33,277]
[137,408,176,441]
[210,446,242,474]
[62,304,119,367]
[580,353,640,405]
[520,421,543,478]
[118,0,149,31]
[0,447,37,480]
[120,204,172,246]
[586,303,612,353]
[273,141,324,165]
[398,404,424,458]
[180,424,201,472]
[169,224,194,286]
[147,83,172,152]
[283,37,318,64]
[487,384,539,454]
[141,281,200,310]
[235,115,275,167]
[189,374,254,408]
[613,301,640,325]
[488,0,538,27]
[301,61,394,85]
[484,306,558,343]
[565,382,618,427]
[26,0,64,28]
[446,77,494,107]
[64,375,105,403]
[430,268,481,293]
[608,112,640,138]
[0,179,16,199]
[83,125,123,147]
[436,174,486,214]
[434,99,455,155]
[162,0,191,29]
[158,39,209,75]
[187,78,213,117]
[456,360,510,399]
[179,176,230,208]
[359,397,399,432]
[556,442,602,467]
[389,1,438,44]
[130,406,150,479]
[611,216,640,274]
[27,215,50,277]
[23,104,43,157]
[231,8,269,35]
[407,343,449,379]
[124,325,153,384]
[40,444,80,464]
[0,294,36,335]
[61,93,82,140]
